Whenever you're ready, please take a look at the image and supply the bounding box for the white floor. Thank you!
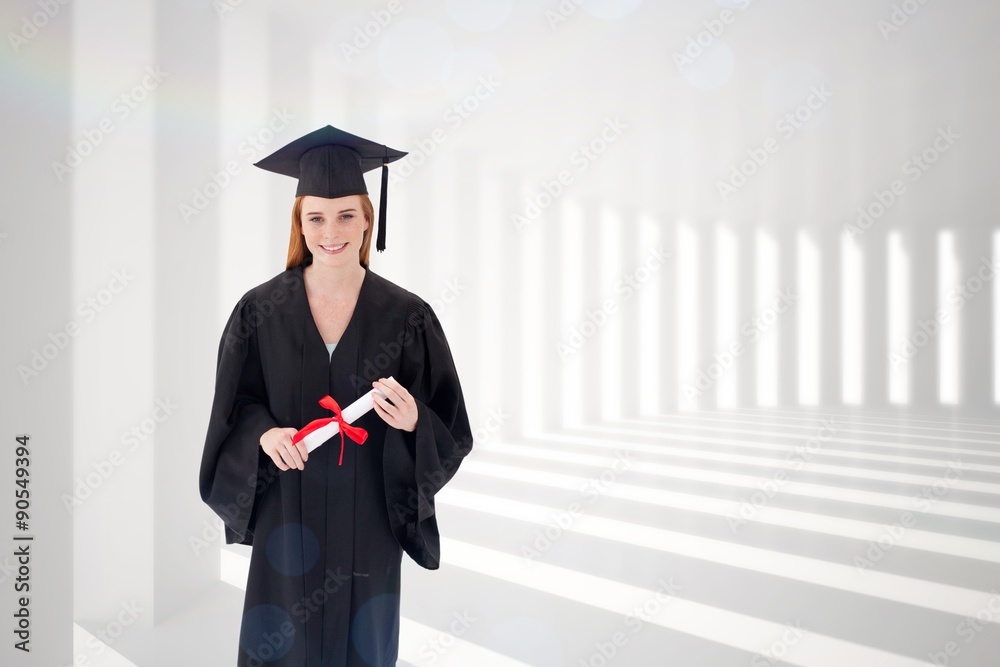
[82,407,1000,666]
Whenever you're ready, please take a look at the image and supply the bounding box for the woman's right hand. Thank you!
[260,427,308,471]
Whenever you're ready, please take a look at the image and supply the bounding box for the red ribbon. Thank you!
[291,395,368,466]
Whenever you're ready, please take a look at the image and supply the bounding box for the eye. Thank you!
[339,214,354,221]
[309,216,323,223]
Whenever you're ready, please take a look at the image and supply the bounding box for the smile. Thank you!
[319,242,348,254]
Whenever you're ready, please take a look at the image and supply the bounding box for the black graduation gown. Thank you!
[198,260,473,667]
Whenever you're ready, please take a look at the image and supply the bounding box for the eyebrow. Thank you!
[305,208,358,215]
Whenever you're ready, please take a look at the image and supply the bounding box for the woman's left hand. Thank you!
[372,377,418,432]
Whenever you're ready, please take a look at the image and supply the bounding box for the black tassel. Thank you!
[376,160,388,252]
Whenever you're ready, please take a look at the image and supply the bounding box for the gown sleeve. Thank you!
[383,297,474,569]
[199,291,281,546]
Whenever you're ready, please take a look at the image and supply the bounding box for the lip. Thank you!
[318,242,348,255]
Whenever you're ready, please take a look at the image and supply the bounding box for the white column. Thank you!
[73,0,155,636]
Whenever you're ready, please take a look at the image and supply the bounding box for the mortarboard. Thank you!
[253,125,407,252]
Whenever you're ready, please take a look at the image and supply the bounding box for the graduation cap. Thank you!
[253,125,407,252]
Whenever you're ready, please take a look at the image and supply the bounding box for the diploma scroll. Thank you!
[297,376,393,453]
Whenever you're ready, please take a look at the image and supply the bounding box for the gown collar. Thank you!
[295,262,368,430]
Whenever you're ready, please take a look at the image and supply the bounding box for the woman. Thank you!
[199,125,474,667]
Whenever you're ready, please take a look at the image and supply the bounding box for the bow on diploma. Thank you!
[291,395,369,466]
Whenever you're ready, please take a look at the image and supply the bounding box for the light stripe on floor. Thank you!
[221,548,249,590]
[682,407,1000,433]
[626,411,1000,441]
[437,487,1000,622]
[440,538,927,667]
[578,424,1000,473]
[473,443,1000,523]
[520,433,1000,495]
[457,459,1000,563]
[398,617,533,667]
[617,415,1000,451]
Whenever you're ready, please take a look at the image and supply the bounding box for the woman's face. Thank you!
[300,194,369,267]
